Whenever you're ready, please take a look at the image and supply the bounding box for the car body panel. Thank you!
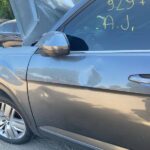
[0,46,38,132]
[0,0,148,149]
[40,126,127,150]
[27,51,150,150]
[9,0,78,45]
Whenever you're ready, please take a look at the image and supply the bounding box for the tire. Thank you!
[0,95,32,144]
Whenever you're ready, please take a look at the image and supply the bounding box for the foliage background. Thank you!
[0,0,14,19]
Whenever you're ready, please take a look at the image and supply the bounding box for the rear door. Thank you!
[27,1,150,149]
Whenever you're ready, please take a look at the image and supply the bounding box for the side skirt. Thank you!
[39,126,127,150]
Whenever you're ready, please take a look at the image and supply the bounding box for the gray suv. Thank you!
[0,0,149,150]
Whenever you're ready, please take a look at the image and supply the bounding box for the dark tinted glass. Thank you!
[64,0,150,51]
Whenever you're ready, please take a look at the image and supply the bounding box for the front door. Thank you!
[27,1,150,149]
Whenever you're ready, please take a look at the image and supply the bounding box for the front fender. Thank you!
[0,46,38,134]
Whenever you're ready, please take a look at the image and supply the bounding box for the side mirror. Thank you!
[37,31,70,56]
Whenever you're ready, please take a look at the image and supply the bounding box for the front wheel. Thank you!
[0,96,32,144]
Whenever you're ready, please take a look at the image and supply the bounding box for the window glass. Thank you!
[64,0,150,51]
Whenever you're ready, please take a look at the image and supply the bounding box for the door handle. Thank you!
[129,74,150,84]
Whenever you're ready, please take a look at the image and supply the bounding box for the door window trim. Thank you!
[70,50,150,54]
[57,0,150,54]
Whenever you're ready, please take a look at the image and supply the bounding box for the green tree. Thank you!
[0,0,14,19]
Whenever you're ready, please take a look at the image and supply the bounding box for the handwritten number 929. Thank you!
[107,0,145,11]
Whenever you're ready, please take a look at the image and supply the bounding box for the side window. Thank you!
[63,0,150,51]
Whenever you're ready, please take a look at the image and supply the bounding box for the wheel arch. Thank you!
[0,83,39,136]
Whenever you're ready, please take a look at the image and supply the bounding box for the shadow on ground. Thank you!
[0,136,88,150]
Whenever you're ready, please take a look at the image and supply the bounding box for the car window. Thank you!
[64,0,150,51]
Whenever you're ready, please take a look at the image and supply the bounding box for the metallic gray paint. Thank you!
[37,31,70,56]
[40,126,127,150]
[0,47,38,133]
[0,0,149,149]
[27,51,150,150]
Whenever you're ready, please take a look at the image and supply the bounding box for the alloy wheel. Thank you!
[0,102,26,140]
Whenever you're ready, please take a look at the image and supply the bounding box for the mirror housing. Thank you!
[37,31,70,56]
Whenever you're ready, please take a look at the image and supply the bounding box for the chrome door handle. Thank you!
[129,74,150,84]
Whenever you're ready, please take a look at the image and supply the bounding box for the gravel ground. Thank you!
[0,137,88,150]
